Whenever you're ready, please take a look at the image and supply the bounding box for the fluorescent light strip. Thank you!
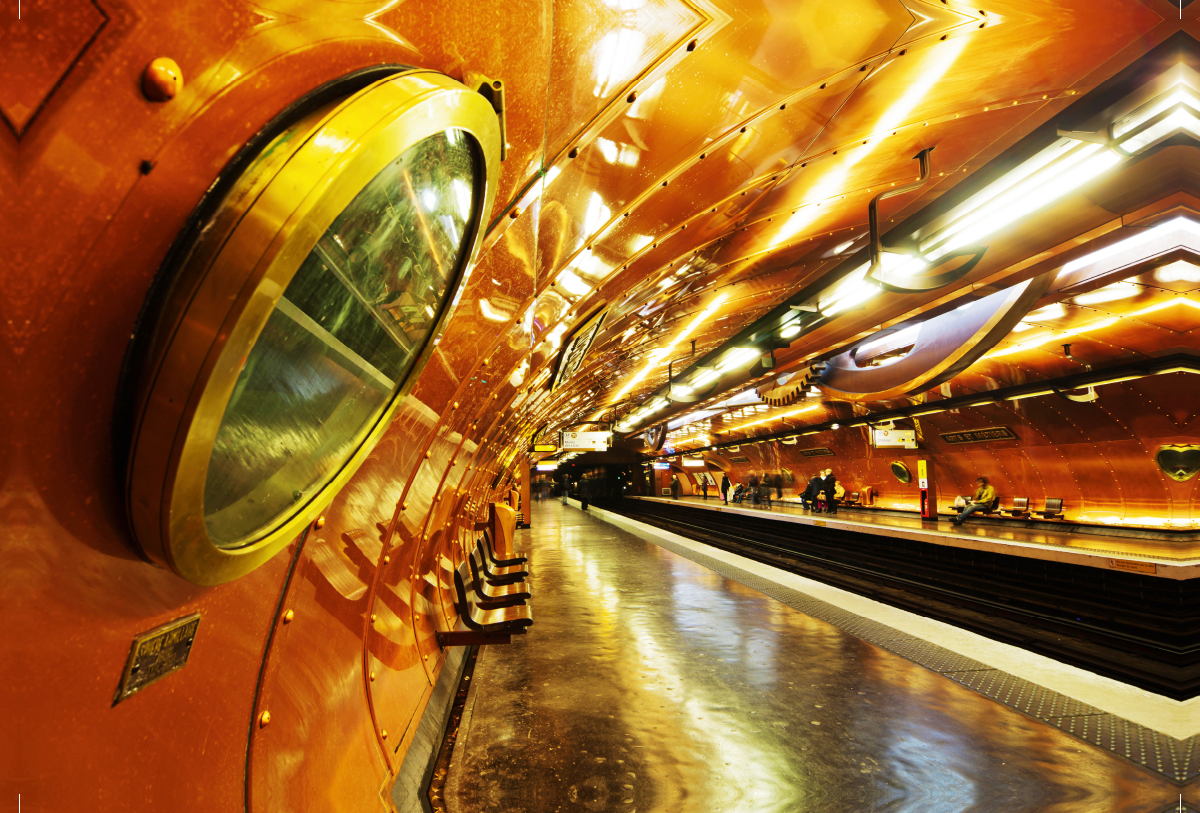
[1119,108,1200,153]
[924,142,1108,258]
[1112,88,1200,138]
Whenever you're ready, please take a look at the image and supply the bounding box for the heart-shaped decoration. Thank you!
[1156,444,1200,482]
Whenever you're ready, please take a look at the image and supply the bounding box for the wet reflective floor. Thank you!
[445,502,1192,813]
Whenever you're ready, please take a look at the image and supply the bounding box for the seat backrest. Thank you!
[1013,497,1028,510]
[990,496,1000,510]
[466,549,489,598]
[1046,497,1063,512]
[490,502,518,556]
[452,563,471,613]
[850,492,859,500]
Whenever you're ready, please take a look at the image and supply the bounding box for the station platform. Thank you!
[442,501,1196,813]
[633,495,1199,579]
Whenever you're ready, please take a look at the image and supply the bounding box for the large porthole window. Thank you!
[125,72,500,583]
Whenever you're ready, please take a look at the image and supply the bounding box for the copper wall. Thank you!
[707,372,1200,527]
[0,1,560,810]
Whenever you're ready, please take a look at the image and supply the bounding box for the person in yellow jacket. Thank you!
[952,477,997,524]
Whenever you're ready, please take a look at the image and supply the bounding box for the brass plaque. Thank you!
[532,443,557,452]
[940,426,1017,445]
[1107,559,1157,575]
[799,447,834,458]
[114,613,201,704]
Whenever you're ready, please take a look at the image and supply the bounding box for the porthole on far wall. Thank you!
[124,71,501,585]
[890,461,912,484]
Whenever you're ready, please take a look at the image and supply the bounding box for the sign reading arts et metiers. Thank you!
[939,426,1017,445]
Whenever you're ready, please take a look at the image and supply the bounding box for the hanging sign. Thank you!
[561,431,611,451]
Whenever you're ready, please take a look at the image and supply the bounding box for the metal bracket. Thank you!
[865,147,991,294]
[1056,125,1131,158]
[867,147,933,285]
[467,72,507,161]
[1055,343,1098,402]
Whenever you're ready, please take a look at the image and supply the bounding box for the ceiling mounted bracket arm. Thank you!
[1056,125,1131,159]
[467,72,507,160]
[1055,342,1098,402]
[867,148,950,293]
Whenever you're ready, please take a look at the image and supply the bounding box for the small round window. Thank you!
[123,71,501,583]
[205,130,476,547]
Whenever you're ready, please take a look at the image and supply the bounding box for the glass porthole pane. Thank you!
[203,128,478,548]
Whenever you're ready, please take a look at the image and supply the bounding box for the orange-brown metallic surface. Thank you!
[4,0,1200,810]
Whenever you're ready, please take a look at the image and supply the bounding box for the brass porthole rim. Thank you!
[126,71,501,584]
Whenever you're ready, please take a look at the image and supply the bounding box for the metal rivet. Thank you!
[371,614,377,622]
[315,516,325,529]
[383,555,390,564]
[686,38,698,51]
[425,451,432,458]
[626,91,637,103]
[381,730,388,739]
[283,610,294,624]
[402,502,409,510]
[509,207,521,219]
[568,147,579,158]
[259,710,271,727]
[142,57,182,102]
[453,402,459,409]
[370,672,376,682]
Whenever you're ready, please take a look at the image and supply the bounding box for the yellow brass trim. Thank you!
[126,71,501,584]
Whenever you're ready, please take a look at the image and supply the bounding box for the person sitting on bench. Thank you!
[952,477,997,525]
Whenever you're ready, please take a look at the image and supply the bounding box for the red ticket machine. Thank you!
[918,460,938,520]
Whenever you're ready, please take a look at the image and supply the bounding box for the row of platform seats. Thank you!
[775,492,1066,522]
[939,496,1065,520]
[437,503,534,647]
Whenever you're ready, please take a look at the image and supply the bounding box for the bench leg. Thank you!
[437,631,512,647]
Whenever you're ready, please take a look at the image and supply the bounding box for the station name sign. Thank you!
[561,431,611,451]
[799,447,835,457]
[939,426,1016,445]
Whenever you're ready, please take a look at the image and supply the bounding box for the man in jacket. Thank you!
[801,473,822,510]
[774,473,783,499]
[952,477,997,524]
[721,473,731,503]
[821,469,838,513]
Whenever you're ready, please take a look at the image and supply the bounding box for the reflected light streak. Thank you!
[770,37,969,249]
[722,404,818,434]
[557,538,794,808]
[613,294,728,402]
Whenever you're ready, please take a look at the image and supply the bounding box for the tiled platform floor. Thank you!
[444,502,1195,813]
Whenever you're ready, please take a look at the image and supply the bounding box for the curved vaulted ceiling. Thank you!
[503,0,1199,469]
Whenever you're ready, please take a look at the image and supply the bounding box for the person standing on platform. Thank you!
[774,473,783,499]
[821,468,838,513]
[748,473,760,506]
[701,477,709,500]
[801,472,821,510]
[721,473,731,504]
[670,474,681,500]
[952,477,997,524]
